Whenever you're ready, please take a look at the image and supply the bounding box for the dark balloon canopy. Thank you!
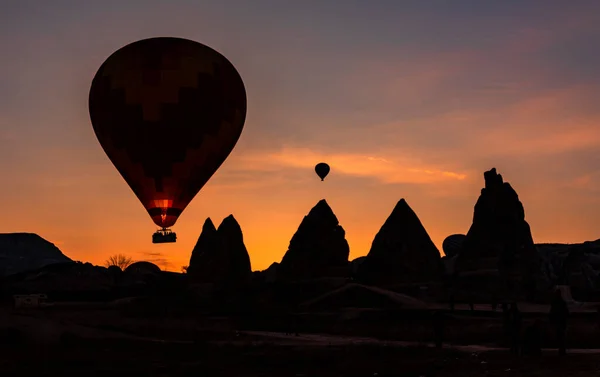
[442,234,466,258]
[89,37,247,229]
[315,162,330,181]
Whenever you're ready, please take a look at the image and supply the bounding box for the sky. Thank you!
[2,0,600,272]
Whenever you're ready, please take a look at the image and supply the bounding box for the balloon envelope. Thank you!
[315,162,330,181]
[89,37,247,228]
[442,234,466,258]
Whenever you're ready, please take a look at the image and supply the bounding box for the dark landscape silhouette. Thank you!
[4,3,600,373]
[2,168,600,375]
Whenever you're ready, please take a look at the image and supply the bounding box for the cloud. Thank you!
[565,171,600,194]
[231,147,468,185]
[138,251,174,270]
[358,84,600,162]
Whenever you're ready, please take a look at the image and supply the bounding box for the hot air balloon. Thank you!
[442,234,466,258]
[88,37,247,244]
[315,162,330,181]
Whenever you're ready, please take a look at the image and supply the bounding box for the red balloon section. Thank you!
[89,37,247,228]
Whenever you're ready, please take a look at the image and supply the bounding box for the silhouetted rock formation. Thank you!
[536,241,600,289]
[187,218,219,277]
[187,215,252,290]
[536,240,600,294]
[357,199,442,285]
[277,200,350,280]
[0,233,72,276]
[460,168,536,261]
[1,262,115,298]
[350,256,366,277]
[263,262,279,283]
[218,215,252,288]
[0,261,186,302]
[456,168,542,298]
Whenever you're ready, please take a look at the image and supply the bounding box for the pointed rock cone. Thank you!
[278,199,350,280]
[187,216,252,289]
[357,199,442,285]
[187,218,218,277]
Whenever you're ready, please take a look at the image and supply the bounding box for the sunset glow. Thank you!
[2,1,600,271]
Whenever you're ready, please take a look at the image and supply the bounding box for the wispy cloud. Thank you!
[565,171,600,194]
[233,147,468,185]
[138,251,174,270]
[359,85,600,161]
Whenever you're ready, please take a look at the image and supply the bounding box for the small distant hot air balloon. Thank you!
[315,162,330,181]
[88,37,247,243]
[442,234,466,258]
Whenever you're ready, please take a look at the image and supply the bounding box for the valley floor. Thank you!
[1,338,599,376]
[2,305,600,376]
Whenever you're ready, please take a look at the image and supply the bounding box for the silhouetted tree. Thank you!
[181,265,188,273]
[104,254,133,270]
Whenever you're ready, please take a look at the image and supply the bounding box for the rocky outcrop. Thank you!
[187,218,218,277]
[0,262,115,296]
[537,240,600,290]
[350,256,366,277]
[263,262,279,283]
[1,261,185,301]
[459,168,536,262]
[277,200,350,280]
[551,241,600,292]
[357,199,442,285]
[218,215,252,288]
[0,233,72,276]
[455,168,543,298]
[187,215,252,290]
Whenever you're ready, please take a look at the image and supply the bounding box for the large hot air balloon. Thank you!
[442,234,466,258]
[315,162,330,181]
[88,37,247,243]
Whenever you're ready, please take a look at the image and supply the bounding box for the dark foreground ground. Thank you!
[2,304,600,376]
[1,340,599,377]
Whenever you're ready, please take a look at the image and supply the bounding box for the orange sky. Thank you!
[2,1,600,271]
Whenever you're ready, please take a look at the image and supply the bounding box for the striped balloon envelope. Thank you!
[88,37,247,241]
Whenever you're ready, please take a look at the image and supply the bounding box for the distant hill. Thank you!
[536,239,600,259]
[536,240,600,248]
[0,233,72,276]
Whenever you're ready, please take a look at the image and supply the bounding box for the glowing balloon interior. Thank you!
[88,37,247,243]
